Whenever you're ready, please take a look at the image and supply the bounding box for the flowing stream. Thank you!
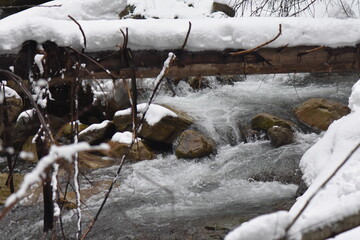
[0,72,358,239]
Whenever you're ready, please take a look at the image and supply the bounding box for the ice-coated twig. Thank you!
[0,142,109,220]
[51,163,60,218]
[138,52,176,132]
[74,151,81,239]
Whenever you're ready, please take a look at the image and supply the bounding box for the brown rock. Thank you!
[107,140,155,161]
[294,98,350,131]
[251,113,295,131]
[267,126,294,147]
[175,130,216,159]
[78,152,115,170]
[212,2,236,17]
[59,180,116,209]
[1,87,23,124]
[113,104,193,144]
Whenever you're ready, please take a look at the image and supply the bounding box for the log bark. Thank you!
[0,41,359,85]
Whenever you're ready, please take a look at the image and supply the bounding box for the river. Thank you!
[0,72,358,239]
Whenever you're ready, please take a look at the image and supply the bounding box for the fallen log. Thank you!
[0,41,359,84]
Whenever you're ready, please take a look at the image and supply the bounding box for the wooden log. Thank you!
[0,41,359,84]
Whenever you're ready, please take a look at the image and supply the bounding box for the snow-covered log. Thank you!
[0,44,358,83]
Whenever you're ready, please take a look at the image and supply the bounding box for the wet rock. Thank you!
[251,113,296,131]
[59,181,116,208]
[13,109,40,148]
[113,104,193,145]
[57,122,88,139]
[294,98,350,131]
[78,152,115,170]
[188,76,209,90]
[21,136,38,163]
[107,140,155,161]
[78,120,116,144]
[212,2,236,17]
[295,180,308,198]
[1,86,23,124]
[175,130,216,159]
[250,170,302,185]
[267,126,294,147]
[0,173,23,205]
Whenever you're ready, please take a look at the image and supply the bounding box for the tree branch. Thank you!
[230,24,282,56]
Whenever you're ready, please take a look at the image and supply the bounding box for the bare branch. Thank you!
[0,4,62,9]
[230,24,282,56]
[68,15,87,52]
[181,21,192,51]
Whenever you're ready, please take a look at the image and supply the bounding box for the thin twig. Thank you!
[68,15,87,53]
[230,24,282,56]
[181,21,192,51]
[289,0,317,16]
[284,142,360,236]
[297,45,325,57]
[0,4,62,9]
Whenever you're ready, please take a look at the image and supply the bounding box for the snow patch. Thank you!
[79,120,111,135]
[17,109,36,122]
[111,131,140,144]
[114,103,177,126]
[225,211,291,240]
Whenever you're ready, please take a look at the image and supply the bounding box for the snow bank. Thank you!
[4,0,127,20]
[127,0,214,19]
[287,79,360,236]
[225,79,360,240]
[114,103,177,126]
[225,211,291,240]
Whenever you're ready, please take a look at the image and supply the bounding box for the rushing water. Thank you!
[0,72,358,239]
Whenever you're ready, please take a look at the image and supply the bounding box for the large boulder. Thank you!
[294,98,350,131]
[175,130,216,159]
[78,120,116,144]
[267,126,294,147]
[113,103,193,145]
[251,113,296,132]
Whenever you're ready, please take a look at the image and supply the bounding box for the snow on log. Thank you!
[0,16,360,79]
